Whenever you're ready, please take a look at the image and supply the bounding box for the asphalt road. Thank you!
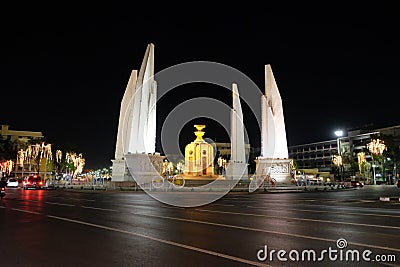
[1,185,400,267]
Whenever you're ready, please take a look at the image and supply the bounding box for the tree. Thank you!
[367,138,387,185]
[374,134,400,184]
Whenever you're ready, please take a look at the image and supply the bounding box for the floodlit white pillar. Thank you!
[231,83,246,163]
[262,64,288,159]
[129,43,156,154]
[253,64,291,188]
[226,83,248,180]
[112,43,158,182]
[115,70,137,160]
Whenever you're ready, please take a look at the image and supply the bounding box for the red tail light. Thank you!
[39,182,43,185]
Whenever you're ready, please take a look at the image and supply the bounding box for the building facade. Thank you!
[0,125,43,146]
[0,125,45,178]
[288,124,400,183]
[215,142,251,159]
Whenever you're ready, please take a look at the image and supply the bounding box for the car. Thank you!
[6,178,19,188]
[23,175,45,190]
[351,180,364,187]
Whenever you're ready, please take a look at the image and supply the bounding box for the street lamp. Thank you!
[334,130,344,137]
[334,130,344,155]
[367,139,387,185]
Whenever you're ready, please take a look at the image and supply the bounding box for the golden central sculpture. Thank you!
[184,125,215,177]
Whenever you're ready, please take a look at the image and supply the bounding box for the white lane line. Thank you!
[246,205,400,219]
[119,202,158,208]
[11,208,41,215]
[8,206,400,255]
[44,195,96,202]
[380,262,400,267]
[129,211,400,253]
[163,205,186,210]
[47,215,271,267]
[45,202,75,207]
[126,200,159,204]
[196,208,400,231]
[382,262,400,267]
[68,198,95,202]
[81,206,118,212]
[73,204,400,248]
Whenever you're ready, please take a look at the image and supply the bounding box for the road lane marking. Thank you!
[43,195,96,202]
[246,205,400,218]
[45,202,75,207]
[47,215,271,267]
[81,206,118,212]
[196,208,400,230]
[128,211,400,253]
[248,202,400,213]
[67,198,96,202]
[7,205,400,257]
[121,200,159,205]
[381,262,400,267]
[11,208,41,215]
[163,205,186,210]
[69,204,400,253]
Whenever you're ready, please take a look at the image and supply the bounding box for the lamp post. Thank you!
[334,130,344,154]
[334,130,344,182]
[367,139,387,185]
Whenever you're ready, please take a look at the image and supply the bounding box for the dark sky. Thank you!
[1,5,399,169]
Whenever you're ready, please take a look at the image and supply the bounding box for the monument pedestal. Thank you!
[225,162,249,180]
[254,158,292,185]
[111,159,132,182]
[125,153,165,186]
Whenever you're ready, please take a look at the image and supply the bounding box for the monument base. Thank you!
[225,162,249,180]
[111,159,132,182]
[254,158,292,185]
[180,174,224,180]
[124,153,165,186]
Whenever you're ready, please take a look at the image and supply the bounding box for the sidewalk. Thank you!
[49,181,356,194]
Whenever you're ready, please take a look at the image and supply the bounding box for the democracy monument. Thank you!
[111,43,292,189]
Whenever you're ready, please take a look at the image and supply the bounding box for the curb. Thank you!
[379,196,400,202]
[264,187,356,193]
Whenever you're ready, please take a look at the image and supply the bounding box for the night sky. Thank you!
[1,5,399,169]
